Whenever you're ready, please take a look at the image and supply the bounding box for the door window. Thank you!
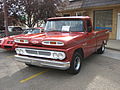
[86,20,92,31]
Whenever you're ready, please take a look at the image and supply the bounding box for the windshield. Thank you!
[23,28,40,34]
[45,19,84,32]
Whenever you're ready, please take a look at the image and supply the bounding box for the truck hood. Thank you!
[16,32,85,45]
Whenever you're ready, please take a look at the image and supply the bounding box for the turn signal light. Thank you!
[42,41,64,46]
[50,41,57,45]
[20,40,24,42]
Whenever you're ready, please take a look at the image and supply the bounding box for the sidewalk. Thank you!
[106,40,120,51]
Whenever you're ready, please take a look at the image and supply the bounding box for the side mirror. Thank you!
[87,26,92,32]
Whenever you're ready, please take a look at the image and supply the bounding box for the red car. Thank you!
[14,16,109,74]
[0,27,44,50]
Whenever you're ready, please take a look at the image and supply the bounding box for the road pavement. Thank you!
[0,49,120,90]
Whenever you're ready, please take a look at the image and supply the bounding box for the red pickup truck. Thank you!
[14,16,109,74]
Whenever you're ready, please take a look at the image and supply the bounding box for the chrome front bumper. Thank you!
[15,55,70,70]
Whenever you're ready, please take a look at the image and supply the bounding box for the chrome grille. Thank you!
[26,50,37,54]
[25,49,51,56]
[15,48,66,60]
[38,51,51,56]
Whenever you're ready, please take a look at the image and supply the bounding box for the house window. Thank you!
[94,10,113,32]
[76,12,82,16]
[63,14,70,17]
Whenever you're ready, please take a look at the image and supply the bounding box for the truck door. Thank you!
[84,20,96,57]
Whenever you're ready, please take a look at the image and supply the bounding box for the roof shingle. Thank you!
[60,0,120,11]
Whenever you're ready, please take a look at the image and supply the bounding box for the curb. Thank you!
[106,47,120,52]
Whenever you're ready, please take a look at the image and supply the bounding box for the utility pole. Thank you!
[3,0,8,36]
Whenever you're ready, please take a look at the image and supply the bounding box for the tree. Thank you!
[0,12,4,29]
[0,0,3,28]
[0,0,63,28]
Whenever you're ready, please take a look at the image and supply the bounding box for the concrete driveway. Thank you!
[0,49,120,90]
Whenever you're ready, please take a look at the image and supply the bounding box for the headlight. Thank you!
[52,52,66,60]
[14,39,29,44]
[42,41,64,46]
[15,48,24,54]
[58,53,66,60]
[53,53,58,59]
[7,41,14,44]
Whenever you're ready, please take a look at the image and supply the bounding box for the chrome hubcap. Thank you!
[74,56,81,70]
[102,45,105,51]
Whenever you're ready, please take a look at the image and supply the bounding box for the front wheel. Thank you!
[68,52,82,75]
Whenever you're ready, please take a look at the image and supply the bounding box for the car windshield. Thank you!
[45,19,84,32]
[23,28,40,34]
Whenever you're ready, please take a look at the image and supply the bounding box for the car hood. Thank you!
[1,33,40,41]
[0,34,25,41]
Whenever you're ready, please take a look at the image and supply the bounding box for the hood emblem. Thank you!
[31,40,39,44]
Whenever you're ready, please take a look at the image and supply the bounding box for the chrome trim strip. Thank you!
[15,55,70,70]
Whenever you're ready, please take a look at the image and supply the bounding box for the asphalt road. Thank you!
[0,49,120,90]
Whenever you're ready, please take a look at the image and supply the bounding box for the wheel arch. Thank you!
[74,48,84,59]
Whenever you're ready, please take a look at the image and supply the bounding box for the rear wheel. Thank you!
[96,44,105,54]
[68,52,82,75]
